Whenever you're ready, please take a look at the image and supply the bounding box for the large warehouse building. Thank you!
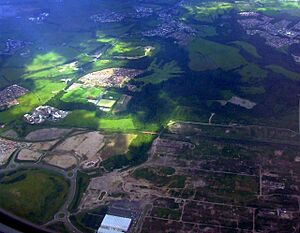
[97,214,132,233]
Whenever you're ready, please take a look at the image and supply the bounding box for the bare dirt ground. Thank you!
[25,128,72,141]
[79,68,144,88]
[0,138,21,165]
[112,95,132,113]
[17,148,42,161]
[55,132,105,160]
[30,140,58,151]
[0,148,17,165]
[53,131,106,170]
[43,153,77,169]
[79,171,124,210]
[1,129,19,139]
[99,134,136,160]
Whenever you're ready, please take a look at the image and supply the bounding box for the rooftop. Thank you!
[98,214,132,233]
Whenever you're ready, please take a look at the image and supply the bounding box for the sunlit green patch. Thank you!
[266,65,300,81]
[255,0,300,13]
[25,63,78,80]
[61,86,103,103]
[0,79,66,124]
[59,110,135,130]
[141,59,183,84]
[105,38,157,59]
[109,41,144,56]
[96,32,118,44]
[0,169,69,224]
[98,99,117,108]
[182,0,300,18]
[77,53,92,63]
[183,1,233,22]
[25,47,80,73]
[187,38,247,71]
[26,52,66,72]
[99,118,135,129]
[230,41,261,59]
[92,59,126,71]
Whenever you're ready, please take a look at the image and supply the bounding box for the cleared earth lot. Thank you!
[17,148,42,161]
[25,128,72,141]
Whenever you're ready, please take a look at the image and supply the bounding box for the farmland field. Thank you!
[0,169,69,224]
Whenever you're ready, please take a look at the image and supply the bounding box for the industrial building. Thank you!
[97,214,132,233]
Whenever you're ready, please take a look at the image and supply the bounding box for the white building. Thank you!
[98,214,132,233]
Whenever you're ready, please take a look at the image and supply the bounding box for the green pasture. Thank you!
[0,169,69,224]
[187,38,247,71]
[141,60,183,84]
[59,110,136,130]
[61,86,103,103]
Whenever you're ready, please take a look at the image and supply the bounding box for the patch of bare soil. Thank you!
[25,128,72,141]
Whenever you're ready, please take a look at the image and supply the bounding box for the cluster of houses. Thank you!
[141,4,197,45]
[133,6,153,18]
[142,18,196,45]
[238,12,300,48]
[91,11,125,23]
[89,2,196,45]
[28,12,49,24]
[0,85,28,110]
[79,68,143,89]
[90,5,155,24]
[0,39,31,55]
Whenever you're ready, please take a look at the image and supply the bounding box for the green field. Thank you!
[61,86,103,103]
[59,110,136,130]
[98,99,117,108]
[108,41,146,57]
[0,169,69,224]
[183,0,300,18]
[183,1,233,22]
[141,60,183,84]
[187,38,247,71]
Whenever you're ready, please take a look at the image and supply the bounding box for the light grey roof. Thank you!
[98,227,124,233]
[100,214,132,231]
